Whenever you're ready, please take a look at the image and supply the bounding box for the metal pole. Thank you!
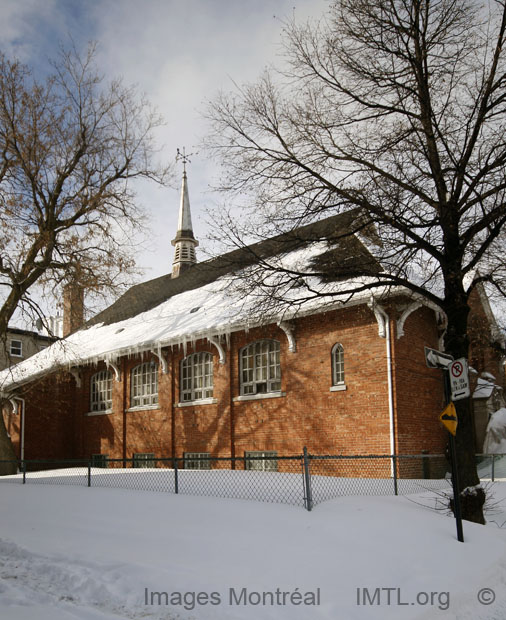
[22,460,26,484]
[88,462,91,487]
[303,447,313,512]
[392,455,398,496]
[491,454,495,483]
[173,457,179,494]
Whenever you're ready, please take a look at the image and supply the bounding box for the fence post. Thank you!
[173,457,179,494]
[88,462,91,487]
[22,460,26,484]
[303,446,313,511]
[491,454,495,483]
[392,455,398,496]
[422,450,430,479]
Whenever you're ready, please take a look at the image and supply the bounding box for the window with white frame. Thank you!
[181,352,213,402]
[131,361,159,407]
[331,343,345,386]
[245,451,278,472]
[9,339,22,357]
[90,370,113,412]
[240,340,281,395]
[184,452,211,470]
[133,453,156,468]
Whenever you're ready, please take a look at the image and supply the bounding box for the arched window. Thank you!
[90,370,113,412]
[181,352,214,402]
[131,361,159,407]
[331,343,345,386]
[240,339,281,395]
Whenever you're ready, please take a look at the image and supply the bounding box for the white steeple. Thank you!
[171,149,198,278]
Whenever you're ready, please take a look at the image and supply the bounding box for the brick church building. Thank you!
[1,168,504,468]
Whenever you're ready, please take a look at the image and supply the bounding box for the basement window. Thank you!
[184,452,211,470]
[133,453,156,468]
[91,454,108,468]
[245,451,278,472]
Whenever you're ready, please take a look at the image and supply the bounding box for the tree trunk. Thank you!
[444,297,485,524]
[453,398,485,524]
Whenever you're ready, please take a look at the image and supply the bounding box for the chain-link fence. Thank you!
[1,451,503,510]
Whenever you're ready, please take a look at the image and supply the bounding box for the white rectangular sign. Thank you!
[424,346,453,369]
[449,358,470,401]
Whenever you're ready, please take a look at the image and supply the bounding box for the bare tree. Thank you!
[206,0,506,524]
[0,44,171,467]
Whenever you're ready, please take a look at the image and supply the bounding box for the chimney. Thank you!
[62,283,84,337]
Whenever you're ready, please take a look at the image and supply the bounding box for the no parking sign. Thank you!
[449,358,470,401]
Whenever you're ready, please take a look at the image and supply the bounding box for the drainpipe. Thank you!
[19,397,25,462]
[371,303,396,473]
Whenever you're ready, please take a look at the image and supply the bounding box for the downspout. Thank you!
[370,303,396,473]
[229,337,235,468]
[19,397,25,462]
[171,351,176,459]
[122,359,127,465]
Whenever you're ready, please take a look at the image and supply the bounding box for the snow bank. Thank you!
[483,408,506,454]
[1,482,506,619]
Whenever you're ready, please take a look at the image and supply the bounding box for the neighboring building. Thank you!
[473,373,505,452]
[0,328,56,372]
[0,170,504,466]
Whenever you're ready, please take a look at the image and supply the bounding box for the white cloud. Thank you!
[0,0,329,281]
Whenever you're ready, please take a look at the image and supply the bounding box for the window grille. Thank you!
[245,451,278,472]
[131,361,159,407]
[91,454,108,468]
[331,343,345,385]
[90,370,113,412]
[133,453,156,468]
[9,340,22,357]
[184,452,211,470]
[240,340,281,395]
[181,352,213,402]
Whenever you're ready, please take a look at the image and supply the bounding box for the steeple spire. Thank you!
[171,148,198,278]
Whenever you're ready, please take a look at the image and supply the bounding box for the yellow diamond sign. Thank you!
[440,402,458,436]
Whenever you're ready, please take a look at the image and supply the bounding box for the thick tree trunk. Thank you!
[444,296,485,524]
[453,398,485,524]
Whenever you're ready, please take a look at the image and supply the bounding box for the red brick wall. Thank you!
[467,288,504,387]
[9,298,488,462]
[2,371,77,460]
[392,305,447,455]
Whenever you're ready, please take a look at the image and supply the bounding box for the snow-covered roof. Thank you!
[1,209,504,395]
[473,377,500,400]
[0,212,385,393]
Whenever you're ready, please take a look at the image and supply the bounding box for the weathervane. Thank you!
[176,147,195,174]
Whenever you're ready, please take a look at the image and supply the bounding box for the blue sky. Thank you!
[0,0,329,282]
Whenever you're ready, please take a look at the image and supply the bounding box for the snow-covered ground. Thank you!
[1,477,506,620]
